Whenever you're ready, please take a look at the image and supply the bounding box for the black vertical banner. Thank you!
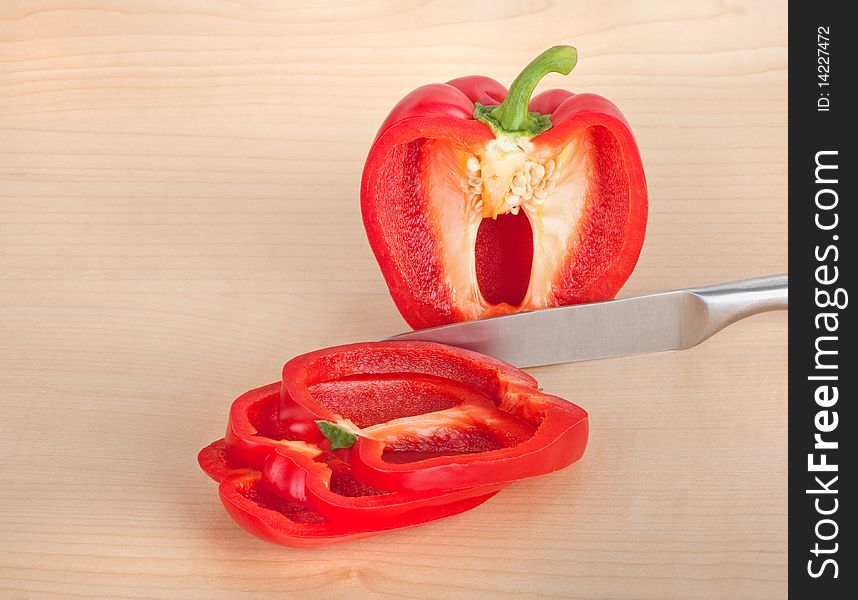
[788,2,853,597]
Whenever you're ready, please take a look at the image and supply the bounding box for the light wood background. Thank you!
[0,1,787,598]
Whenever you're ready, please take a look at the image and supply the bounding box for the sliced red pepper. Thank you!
[361,46,647,328]
[279,341,589,491]
[199,341,588,545]
[198,381,502,546]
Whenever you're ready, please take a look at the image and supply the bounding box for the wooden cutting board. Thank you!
[0,1,787,598]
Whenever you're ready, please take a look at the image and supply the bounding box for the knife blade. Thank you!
[388,274,788,367]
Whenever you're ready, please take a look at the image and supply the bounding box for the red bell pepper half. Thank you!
[361,46,647,328]
[199,342,588,546]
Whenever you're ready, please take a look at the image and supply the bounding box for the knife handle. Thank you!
[689,274,788,341]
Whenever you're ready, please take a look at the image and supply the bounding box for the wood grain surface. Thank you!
[0,1,787,598]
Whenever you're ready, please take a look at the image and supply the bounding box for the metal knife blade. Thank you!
[388,275,788,367]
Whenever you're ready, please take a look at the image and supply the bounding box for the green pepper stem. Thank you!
[490,46,578,133]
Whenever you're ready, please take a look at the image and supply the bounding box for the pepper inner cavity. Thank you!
[463,152,558,307]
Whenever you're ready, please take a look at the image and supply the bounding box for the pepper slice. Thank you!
[279,342,589,492]
[361,46,647,328]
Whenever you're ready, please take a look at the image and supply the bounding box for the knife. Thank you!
[389,274,788,367]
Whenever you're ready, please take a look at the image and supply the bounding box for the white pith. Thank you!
[425,133,592,318]
[273,439,325,458]
[361,405,520,442]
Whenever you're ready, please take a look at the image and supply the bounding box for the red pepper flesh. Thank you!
[361,46,647,328]
[262,447,504,524]
[216,470,498,548]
